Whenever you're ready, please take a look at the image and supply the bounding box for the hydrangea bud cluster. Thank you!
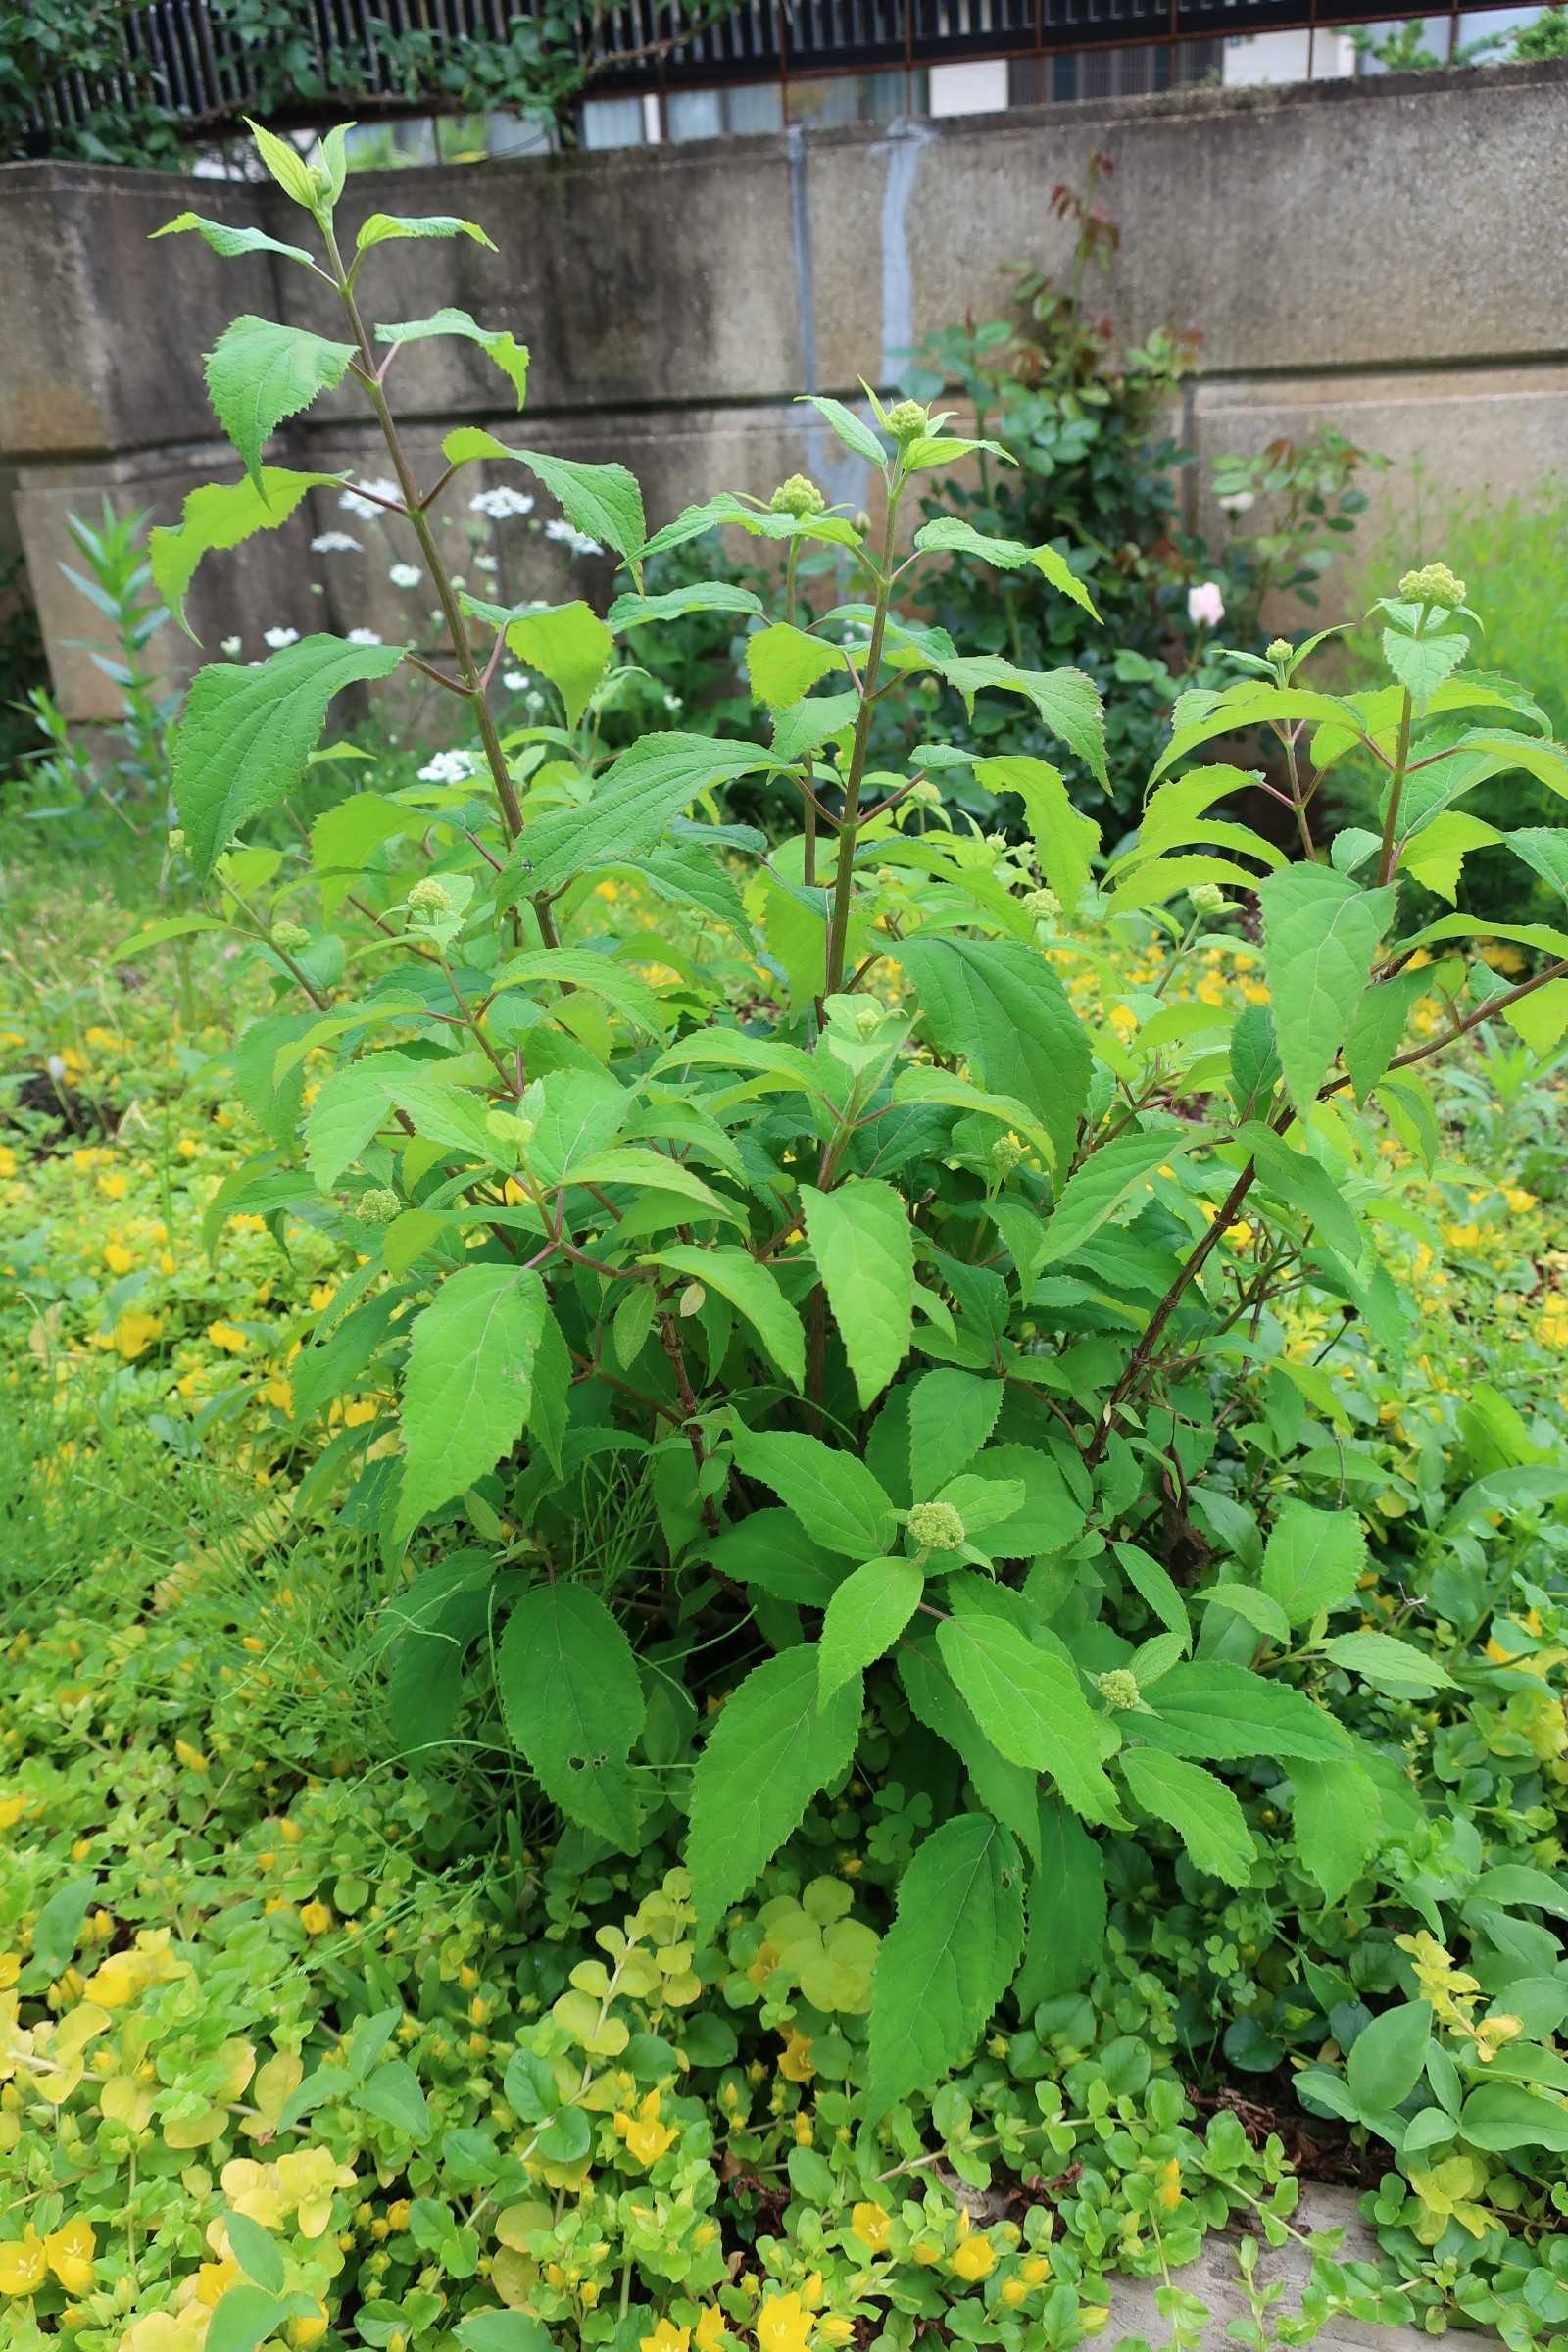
[357,1187,401,1226]
[407,877,455,920]
[1397,562,1466,612]
[906,1500,966,1552]
[770,474,826,518]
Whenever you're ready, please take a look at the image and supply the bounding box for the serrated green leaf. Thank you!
[1039,1126,1193,1266]
[504,733,788,900]
[1016,1796,1105,2004]
[1322,1630,1455,1695]
[1291,1756,1381,1905]
[908,1371,1004,1498]
[898,1642,1042,1867]
[1120,1749,1255,1887]
[151,468,345,638]
[746,621,848,710]
[801,1179,913,1409]
[174,635,406,876]
[864,1815,1024,2118]
[937,659,1107,785]
[644,1245,805,1390]
[152,211,315,268]
[819,1556,923,1701]
[608,581,764,628]
[1259,1501,1365,1628]
[443,429,645,565]
[1259,865,1396,1112]
[394,1265,547,1543]
[1242,1124,1362,1265]
[936,1587,1123,1826]
[499,602,611,732]
[687,1647,862,1929]
[914,517,1099,617]
[892,936,1090,1174]
[1141,1661,1348,1761]
[204,315,356,490]
[357,213,498,254]
[1382,627,1469,710]
[498,1584,645,1848]
[796,393,887,467]
[731,1427,898,1556]
[377,308,528,407]
[976,755,1100,914]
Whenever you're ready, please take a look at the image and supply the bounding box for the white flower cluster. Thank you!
[346,627,383,646]
[311,531,362,554]
[339,475,401,518]
[545,517,603,558]
[263,625,300,650]
[468,485,535,520]
[389,564,423,589]
[416,748,477,785]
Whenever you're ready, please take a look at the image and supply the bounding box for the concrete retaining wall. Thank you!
[2,60,1566,717]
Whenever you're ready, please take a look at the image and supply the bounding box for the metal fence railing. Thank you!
[23,0,1518,145]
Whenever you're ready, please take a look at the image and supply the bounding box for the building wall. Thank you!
[2,59,1566,716]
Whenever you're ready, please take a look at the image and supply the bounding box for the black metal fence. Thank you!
[24,0,1509,145]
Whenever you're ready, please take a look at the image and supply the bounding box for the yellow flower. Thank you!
[1504,1187,1537,1213]
[1540,1298,1568,1350]
[208,1321,250,1353]
[949,2233,996,2282]
[851,2202,892,2255]
[299,1900,332,1936]
[695,2307,728,2352]
[98,1169,128,1200]
[1223,1220,1254,1249]
[0,1796,26,1831]
[817,2323,854,2346]
[757,2291,813,2352]
[46,2219,96,2294]
[778,2029,815,2082]
[0,2226,48,2296]
[288,2311,329,2348]
[103,1240,135,1275]
[616,2089,677,2167]
[1444,1222,1484,1251]
[1020,2255,1052,2286]
[1156,2157,1182,2211]
[111,1309,164,1360]
[640,2323,690,2352]
[1000,2279,1028,2308]
[175,1740,209,1775]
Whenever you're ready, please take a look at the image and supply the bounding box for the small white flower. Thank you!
[468,485,536,520]
[1218,491,1254,517]
[347,626,383,646]
[1187,581,1226,629]
[502,670,530,692]
[416,748,477,785]
[263,625,300,650]
[339,475,401,518]
[525,691,546,711]
[220,634,243,657]
[544,517,603,557]
[389,563,423,589]
[47,1054,67,1081]
[662,692,683,714]
[312,530,362,554]
[473,552,498,573]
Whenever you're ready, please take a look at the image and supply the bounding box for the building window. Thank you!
[1007,38,1222,102]
[666,82,787,139]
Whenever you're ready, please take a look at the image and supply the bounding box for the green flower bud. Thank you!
[357,1187,401,1226]
[1190,883,1227,915]
[407,876,455,919]
[1097,1668,1141,1712]
[886,398,930,441]
[907,1499,966,1551]
[770,473,826,518]
[1397,561,1466,612]
[991,1134,1027,1174]
[167,828,186,854]
[1265,638,1292,665]
[1023,887,1061,920]
[271,921,311,954]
